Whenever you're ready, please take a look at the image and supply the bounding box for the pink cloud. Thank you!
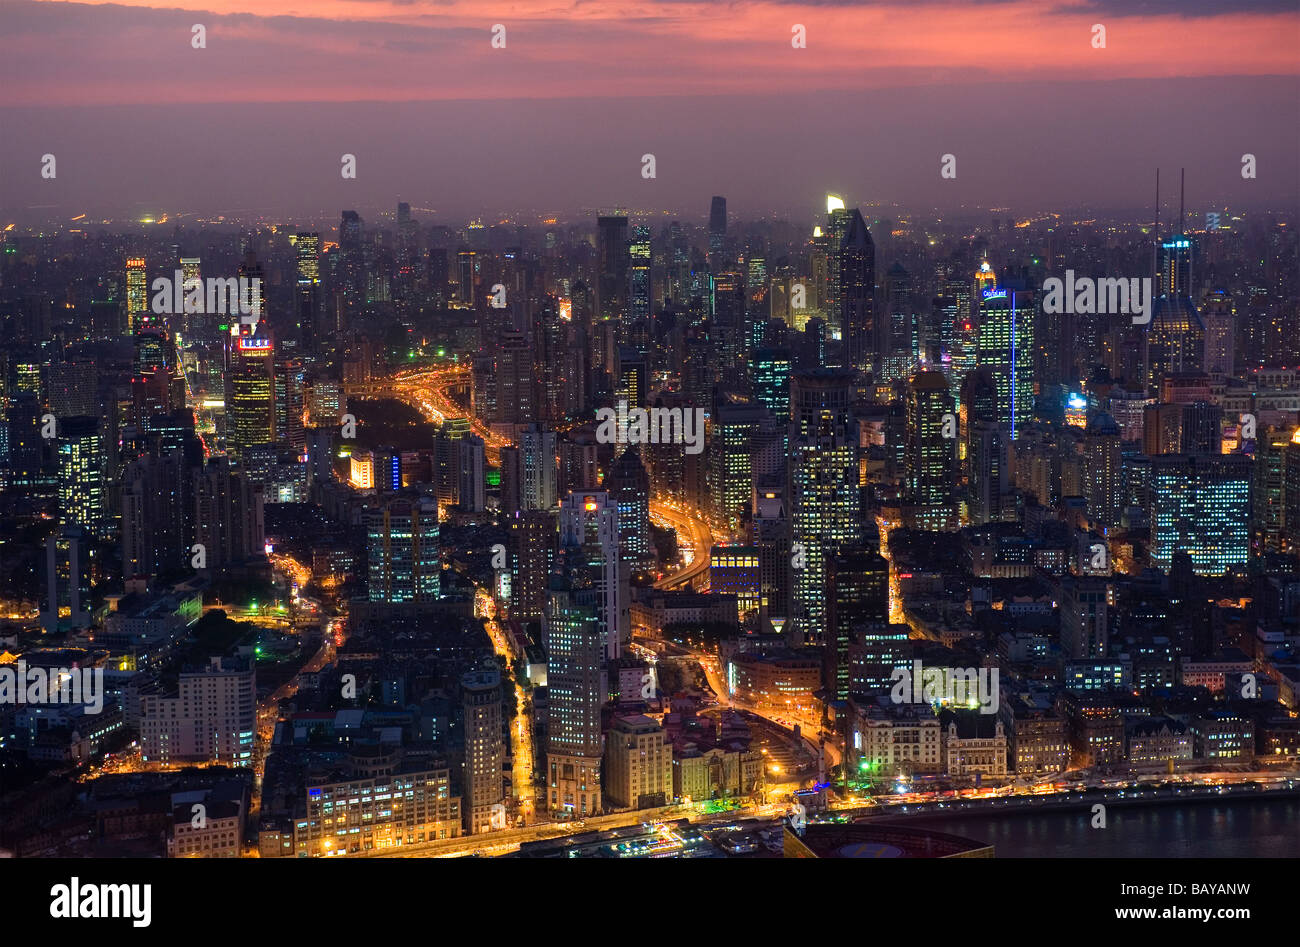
[6,0,1296,106]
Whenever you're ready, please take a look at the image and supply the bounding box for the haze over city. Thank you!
[2,0,1297,219]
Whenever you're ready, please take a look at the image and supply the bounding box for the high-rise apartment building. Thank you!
[462,670,505,834]
[365,495,441,603]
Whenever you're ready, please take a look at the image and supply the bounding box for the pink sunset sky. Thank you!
[5,0,1298,106]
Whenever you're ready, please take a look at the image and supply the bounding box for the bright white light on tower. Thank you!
[826,194,845,213]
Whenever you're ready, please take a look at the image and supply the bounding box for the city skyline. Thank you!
[2,0,1298,900]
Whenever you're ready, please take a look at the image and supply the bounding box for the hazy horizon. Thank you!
[3,0,1297,222]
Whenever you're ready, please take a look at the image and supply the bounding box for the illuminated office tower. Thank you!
[790,370,860,647]
[615,348,647,410]
[126,257,148,332]
[193,458,265,570]
[57,416,107,539]
[40,526,93,634]
[949,313,979,405]
[295,233,321,350]
[457,249,477,303]
[903,370,955,530]
[226,334,276,461]
[1146,233,1204,394]
[597,213,629,325]
[365,495,441,603]
[295,235,320,283]
[508,509,557,623]
[710,272,746,372]
[458,435,485,513]
[629,224,651,326]
[825,195,850,335]
[752,347,792,427]
[274,358,305,453]
[968,419,1008,526]
[559,490,627,658]
[840,210,876,373]
[434,419,471,508]
[461,670,505,834]
[305,377,345,427]
[518,425,557,511]
[543,546,606,818]
[496,331,536,425]
[708,196,727,263]
[1083,412,1123,532]
[1148,454,1251,575]
[179,257,201,333]
[882,263,921,383]
[808,227,829,325]
[338,210,363,311]
[1201,290,1235,375]
[710,545,762,626]
[826,546,889,701]
[709,403,766,535]
[662,225,687,306]
[1251,427,1289,556]
[753,483,792,622]
[1284,429,1300,556]
[975,286,1035,440]
[605,448,652,572]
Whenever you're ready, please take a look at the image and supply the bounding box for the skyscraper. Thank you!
[840,210,876,373]
[559,491,627,658]
[826,546,889,700]
[517,426,557,511]
[462,670,505,834]
[708,196,727,262]
[904,370,956,530]
[295,233,321,350]
[752,347,792,427]
[57,416,107,540]
[226,334,276,462]
[1148,454,1251,575]
[508,509,557,623]
[1083,412,1123,532]
[193,459,265,571]
[597,214,629,326]
[126,257,148,333]
[629,224,651,327]
[976,285,1035,439]
[365,495,441,603]
[825,195,849,339]
[790,370,860,647]
[544,544,607,818]
[1146,234,1205,394]
[882,263,920,383]
[605,448,652,572]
